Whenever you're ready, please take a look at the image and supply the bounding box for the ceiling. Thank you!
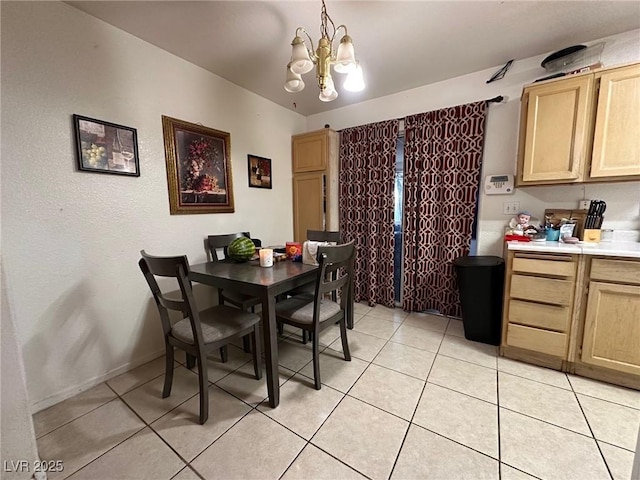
[67,1,640,116]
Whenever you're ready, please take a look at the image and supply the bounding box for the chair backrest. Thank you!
[207,232,262,261]
[307,229,341,243]
[138,250,204,346]
[312,241,356,319]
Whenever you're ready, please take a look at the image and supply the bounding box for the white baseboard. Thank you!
[30,348,165,414]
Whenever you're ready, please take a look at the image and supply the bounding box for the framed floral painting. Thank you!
[247,154,272,189]
[161,116,234,214]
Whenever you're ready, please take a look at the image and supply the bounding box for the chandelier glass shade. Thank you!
[285,0,364,101]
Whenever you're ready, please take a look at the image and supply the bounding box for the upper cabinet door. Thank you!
[589,64,640,178]
[520,75,593,183]
[292,130,329,173]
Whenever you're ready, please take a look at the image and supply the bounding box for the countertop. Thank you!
[506,240,640,258]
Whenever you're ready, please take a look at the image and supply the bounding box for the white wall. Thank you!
[308,29,640,256]
[1,1,306,411]
[1,274,41,480]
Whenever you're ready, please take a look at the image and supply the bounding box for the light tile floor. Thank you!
[33,303,640,480]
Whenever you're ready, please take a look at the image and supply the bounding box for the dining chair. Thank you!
[283,229,343,343]
[307,229,341,243]
[274,241,355,389]
[207,232,262,262]
[207,233,262,356]
[139,250,262,424]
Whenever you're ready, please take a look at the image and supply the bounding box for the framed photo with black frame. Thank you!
[247,154,272,189]
[73,114,140,177]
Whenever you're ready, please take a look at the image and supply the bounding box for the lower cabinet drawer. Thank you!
[512,256,575,277]
[590,258,640,285]
[510,274,574,305]
[506,323,568,357]
[508,299,570,332]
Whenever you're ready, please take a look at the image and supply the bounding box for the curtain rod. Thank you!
[396,95,505,130]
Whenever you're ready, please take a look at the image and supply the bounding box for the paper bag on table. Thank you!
[302,240,328,265]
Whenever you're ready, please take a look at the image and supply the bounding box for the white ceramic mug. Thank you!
[259,248,273,267]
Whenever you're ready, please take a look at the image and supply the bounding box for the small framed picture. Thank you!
[73,114,140,177]
[248,154,272,189]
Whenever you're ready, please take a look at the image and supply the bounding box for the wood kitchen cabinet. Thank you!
[501,251,579,369]
[572,257,640,387]
[291,129,339,242]
[501,247,640,390]
[589,65,640,178]
[516,62,640,186]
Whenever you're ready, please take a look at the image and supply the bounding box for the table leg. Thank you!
[261,293,279,407]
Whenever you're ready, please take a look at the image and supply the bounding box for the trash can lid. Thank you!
[453,256,504,267]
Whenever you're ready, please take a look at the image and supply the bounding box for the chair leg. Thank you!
[312,329,321,390]
[162,344,174,398]
[244,306,256,353]
[251,325,262,380]
[339,319,351,362]
[242,335,251,353]
[277,322,284,335]
[196,353,209,425]
[219,346,228,363]
[302,330,308,344]
[186,353,196,369]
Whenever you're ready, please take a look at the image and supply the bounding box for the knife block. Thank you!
[582,229,602,243]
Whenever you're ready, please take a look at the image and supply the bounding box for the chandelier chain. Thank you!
[319,0,336,41]
[285,0,364,100]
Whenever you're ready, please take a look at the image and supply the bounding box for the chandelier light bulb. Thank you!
[284,65,305,93]
[334,35,356,73]
[290,37,314,74]
[343,63,365,92]
[319,76,338,102]
[319,88,339,102]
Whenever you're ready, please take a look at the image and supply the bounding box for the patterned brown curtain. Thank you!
[402,101,488,316]
[339,120,399,307]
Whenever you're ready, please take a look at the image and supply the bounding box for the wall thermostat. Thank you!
[484,174,515,195]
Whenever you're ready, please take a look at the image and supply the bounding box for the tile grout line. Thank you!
[61,382,189,480]
[253,335,376,480]
[498,404,604,441]
[49,304,633,480]
[115,355,270,479]
[231,327,373,480]
[106,380,202,474]
[386,317,448,480]
[276,307,411,480]
[37,307,424,480]
[274,395,373,480]
[215,321,380,480]
[569,380,615,480]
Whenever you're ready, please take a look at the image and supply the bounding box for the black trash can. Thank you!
[453,256,505,346]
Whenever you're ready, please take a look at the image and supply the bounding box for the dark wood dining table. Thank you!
[189,259,318,408]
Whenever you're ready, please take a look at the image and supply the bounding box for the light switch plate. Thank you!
[503,201,520,215]
[579,200,591,210]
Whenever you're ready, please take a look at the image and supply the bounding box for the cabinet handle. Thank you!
[515,253,574,262]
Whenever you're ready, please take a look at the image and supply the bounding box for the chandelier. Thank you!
[284,0,365,102]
